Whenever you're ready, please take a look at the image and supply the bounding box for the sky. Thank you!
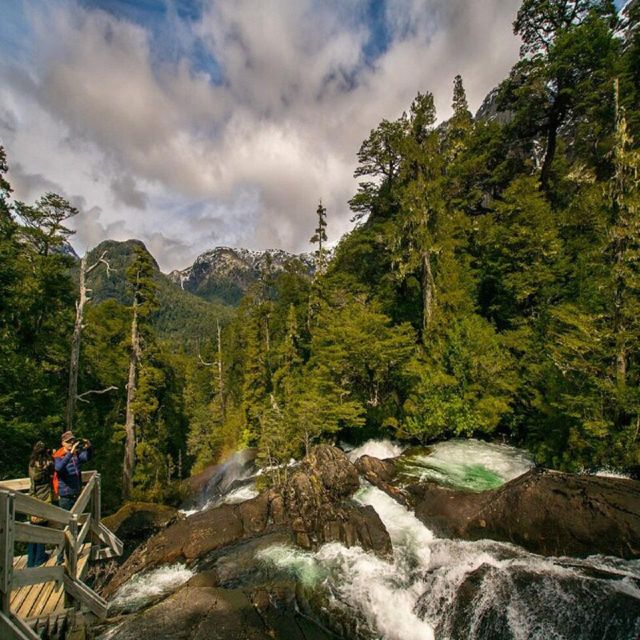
[0,0,557,271]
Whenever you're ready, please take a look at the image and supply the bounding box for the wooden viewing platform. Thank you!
[0,471,123,640]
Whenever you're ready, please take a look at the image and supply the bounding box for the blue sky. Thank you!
[0,0,596,270]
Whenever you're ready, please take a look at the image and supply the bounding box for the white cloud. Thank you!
[0,0,521,271]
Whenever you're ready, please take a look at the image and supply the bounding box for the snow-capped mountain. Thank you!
[168,247,315,305]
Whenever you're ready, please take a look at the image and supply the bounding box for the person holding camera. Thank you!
[53,430,93,512]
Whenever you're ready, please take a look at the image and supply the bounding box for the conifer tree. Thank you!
[122,247,158,499]
[310,201,328,274]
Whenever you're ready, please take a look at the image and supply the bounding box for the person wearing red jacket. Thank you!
[53,430,93,511]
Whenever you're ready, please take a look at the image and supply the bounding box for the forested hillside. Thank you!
[1,0,640,512]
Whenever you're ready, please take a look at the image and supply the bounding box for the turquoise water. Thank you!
[397,439,534,492]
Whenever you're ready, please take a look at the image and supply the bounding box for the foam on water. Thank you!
[110,563,194,613]
[220,484,260,505]
[347,439,405,462]
[400,438,534,491]
[260,483,640,640]
[594,468,632,479]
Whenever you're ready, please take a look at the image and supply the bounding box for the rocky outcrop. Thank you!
[103,502,178,554]
[168,247,315,305]
[409,467,640,559]
[102,578,334,640]
[354,454,408,505]
[104,446,390,597]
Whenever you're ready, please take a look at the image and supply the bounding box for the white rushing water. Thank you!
[346,439,406,462]
[113,439,639,639]
[110,564,194,613]
[259,483,640,640]
[398,439,534,491]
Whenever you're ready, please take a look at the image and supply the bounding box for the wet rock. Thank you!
[104,446,391,597]
[182,448,258,511]
[100,581,334,640]
[282,446,391,553]
[354,455,408,505]
[102,502,178,556]
[409,468,640,559]
[416,561,640,640]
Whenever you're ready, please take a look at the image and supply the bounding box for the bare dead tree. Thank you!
[123,270,141,501]
[66,251,112,429]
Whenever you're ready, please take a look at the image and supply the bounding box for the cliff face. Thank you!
[168,247,315,305]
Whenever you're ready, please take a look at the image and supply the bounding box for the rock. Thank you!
[415,561,640,640]
[409,468,640,559]
[104,446,391,597]
[101,581,333,640]
[282,445,391,553]
[354,454,408,505]
[102,502,178,555]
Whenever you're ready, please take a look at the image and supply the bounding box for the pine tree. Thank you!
[310,201,328,274]
[122,247,159,500]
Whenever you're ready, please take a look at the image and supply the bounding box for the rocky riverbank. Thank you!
[97,444,640,640]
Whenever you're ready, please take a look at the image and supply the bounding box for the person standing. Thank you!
[53,431,93,511]
[27,441,54,568]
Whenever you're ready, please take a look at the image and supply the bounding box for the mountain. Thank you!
[168,246,315,305]
[84,239,231,345]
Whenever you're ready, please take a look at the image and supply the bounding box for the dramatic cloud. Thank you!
[0,0,523,271]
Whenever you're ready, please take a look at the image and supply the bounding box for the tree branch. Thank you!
[76,386,118,403]
[86,251,114,276]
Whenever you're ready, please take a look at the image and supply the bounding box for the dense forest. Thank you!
[1,0,640,510]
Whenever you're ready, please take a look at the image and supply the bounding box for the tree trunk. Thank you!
[122,297,140,501]
[540,93,566,191]
[421,250,435,340]
[216,320,225,418]
[66,257,88,429]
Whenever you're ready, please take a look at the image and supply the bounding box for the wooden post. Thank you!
[65,514,79,608]
[91,474,101,550]
[0,491,15,615]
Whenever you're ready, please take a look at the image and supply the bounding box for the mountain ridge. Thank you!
[168,245,315,305]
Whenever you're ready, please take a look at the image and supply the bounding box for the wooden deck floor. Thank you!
[10,544,91,623]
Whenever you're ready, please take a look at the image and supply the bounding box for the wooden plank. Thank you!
[0,609,39,640]
[65,516,79,581]
[91,547,120,561]
[62,576,107,619]
[10,558,35,616]
[0,471,95,494]
[13,494,71,525]
[12,566,64,589]
[33,576,63,619]
[0,479,30,492]
[0,491,15,612]
[14,523,65,546]
[71,475,95,517]
[74,515,91,553]
[90,521,123,556]
[91,474,101,547]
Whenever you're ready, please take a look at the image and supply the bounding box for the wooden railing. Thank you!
[0,471,123,640]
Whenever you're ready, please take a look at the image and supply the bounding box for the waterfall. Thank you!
[259,483,640,640]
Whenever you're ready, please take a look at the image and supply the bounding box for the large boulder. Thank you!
[409,467,640,558]
[104,446,390,598]
[101,579,334,640]
[103,502,178,556]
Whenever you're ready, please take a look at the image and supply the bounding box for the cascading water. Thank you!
[259,483,640,640]
[397,438,534,491]
[105,439,640,639]
[346,439,406,462]
[109,564,194,613]
[180,449,260,516]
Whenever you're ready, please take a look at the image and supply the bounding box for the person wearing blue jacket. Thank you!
[53,430,93,511]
